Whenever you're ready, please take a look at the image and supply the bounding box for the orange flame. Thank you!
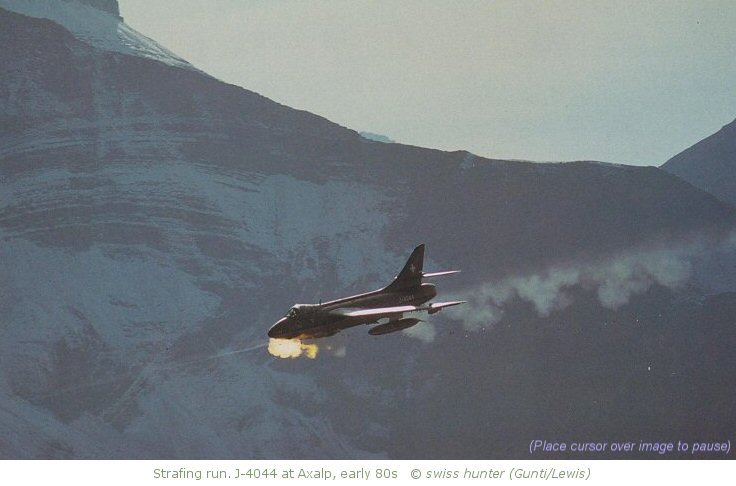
[267,338,319,359]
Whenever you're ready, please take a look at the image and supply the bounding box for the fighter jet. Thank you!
[268,244,465,339]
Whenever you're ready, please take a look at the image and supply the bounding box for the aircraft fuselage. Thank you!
[267,244,464,340]
[268,283,437,339]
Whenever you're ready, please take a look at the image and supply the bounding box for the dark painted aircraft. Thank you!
[268,244,465,339]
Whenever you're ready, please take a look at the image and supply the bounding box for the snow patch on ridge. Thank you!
[0,0,193,70]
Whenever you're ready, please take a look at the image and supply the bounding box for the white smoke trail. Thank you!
[447,236,733,332]
[402,321,436,343]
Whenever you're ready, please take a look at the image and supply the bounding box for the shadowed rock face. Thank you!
[662,119,736,207]
[1,6,735,459]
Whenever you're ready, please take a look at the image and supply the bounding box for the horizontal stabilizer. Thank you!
[428,300,466,314]
[423,270,460,278]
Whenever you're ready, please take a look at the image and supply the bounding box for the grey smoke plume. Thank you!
[402,321,437,343]
[399,232,736,343]
[444,235,736,333]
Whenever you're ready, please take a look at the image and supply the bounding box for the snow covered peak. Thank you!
[74,0,119,17]
[0,0,193,70]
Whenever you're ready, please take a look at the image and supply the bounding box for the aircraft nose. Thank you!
[268,317,289,338]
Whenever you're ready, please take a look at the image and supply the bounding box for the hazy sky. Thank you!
[120,0,736,166]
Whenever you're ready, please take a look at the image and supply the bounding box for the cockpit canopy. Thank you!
[287,304,319,318]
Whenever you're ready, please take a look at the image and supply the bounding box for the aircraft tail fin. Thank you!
[385,244,424,291]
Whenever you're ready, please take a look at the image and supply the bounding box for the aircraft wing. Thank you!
[332,300,466,319]
[428,300,466,309]
[332,305,419,319]
[427,300,466,314]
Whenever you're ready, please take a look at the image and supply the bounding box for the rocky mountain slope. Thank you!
[662,118,736,207]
